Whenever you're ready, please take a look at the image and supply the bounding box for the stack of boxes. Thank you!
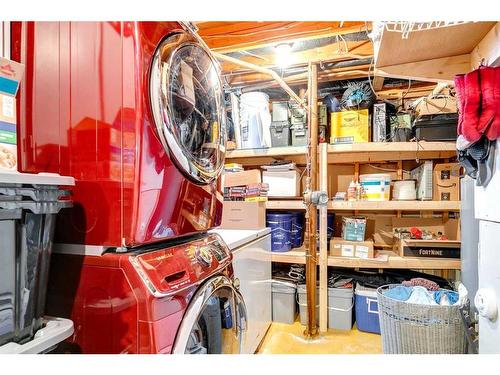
[330,216,375,259]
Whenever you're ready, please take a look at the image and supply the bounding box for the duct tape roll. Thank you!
[393,180,417,200]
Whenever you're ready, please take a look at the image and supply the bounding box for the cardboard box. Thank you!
[223,169,261,188]
[392,217,461,258]
[262,169,301,197]
[220,201,266,230]
[330,109,369,144]
[433,163,460,201]
[0,57,25,97]
[0,93,17,171]
[330,237,375,259]
[415,97,457,116]
[342,216,367,242]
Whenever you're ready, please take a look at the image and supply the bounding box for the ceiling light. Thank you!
[274,43,294,68]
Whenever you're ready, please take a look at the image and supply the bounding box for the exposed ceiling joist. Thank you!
[220,39,373,73]
[197,21,371,53]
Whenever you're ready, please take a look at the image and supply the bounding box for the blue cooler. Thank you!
[266,212,293,252]
[290,212,304,248]
[355,285,381,334]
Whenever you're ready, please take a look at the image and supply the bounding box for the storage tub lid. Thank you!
[272,279,297,293]
[328,286,354,297]
[297,284,352,297]
[266,212,293,220]
[359,174,391,180]
[355,284,378,298]
[0,172,75,186]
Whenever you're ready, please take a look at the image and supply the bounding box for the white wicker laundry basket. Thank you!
[377,284,467,354]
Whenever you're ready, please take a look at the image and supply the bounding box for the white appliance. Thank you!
[210,228,271,354]
[474,141,500,353]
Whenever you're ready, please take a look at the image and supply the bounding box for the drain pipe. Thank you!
[303,62,319,338]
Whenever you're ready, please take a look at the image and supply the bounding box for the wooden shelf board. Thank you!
[271,248,461,270]
[265,200,460,211]
[225,142,457,165]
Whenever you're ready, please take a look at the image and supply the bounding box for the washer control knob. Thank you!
[195,246,213,268]
[475,288,498,321]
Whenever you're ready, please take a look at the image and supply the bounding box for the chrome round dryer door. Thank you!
[150,32,226,184]
[172,275,247,354]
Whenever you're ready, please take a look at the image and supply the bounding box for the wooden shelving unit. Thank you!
[227,141,461,270]
[226,141,457,166]
[266,200,461,211]
[271,248,461,270]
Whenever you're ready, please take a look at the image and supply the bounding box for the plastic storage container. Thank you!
[298,284,354,330]
[290,212,304,248]
[266,212,293,252]
[359,174,391,201]
[328,286,354,330]
[316,212,335,245]
[355,285,381,334]
[270,122,291,147]
[297,284,319,325]
[271,280,297,324]
[239,92,272,149]
[0,172,73,347]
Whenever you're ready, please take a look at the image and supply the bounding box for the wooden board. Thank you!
[270,248,461,270]
[375,54,471,83]
[265,200,461,211]
[376,22,495,68]
[226,142,457,166]
[470,22,500,68]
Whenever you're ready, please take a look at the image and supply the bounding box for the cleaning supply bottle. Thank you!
[347,180,357,202]
[355,180,362,201]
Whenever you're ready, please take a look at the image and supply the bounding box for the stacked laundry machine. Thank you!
[11,21,247,354]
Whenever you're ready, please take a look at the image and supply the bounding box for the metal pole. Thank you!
[305,62,318,337]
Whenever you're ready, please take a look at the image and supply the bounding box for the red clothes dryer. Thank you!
[11,22,246,354]
[12,21,226,249]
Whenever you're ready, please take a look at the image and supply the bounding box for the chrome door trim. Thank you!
[172,275,248,354]
[149,31,225,184]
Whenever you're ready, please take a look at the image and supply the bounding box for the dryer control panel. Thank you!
[129,234,231,297]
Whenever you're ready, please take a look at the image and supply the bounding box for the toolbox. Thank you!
[291,123,308,146]
[414,114,458,141]
[270,122,291,147]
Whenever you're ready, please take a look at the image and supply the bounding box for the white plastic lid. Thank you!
[0,172,75,186]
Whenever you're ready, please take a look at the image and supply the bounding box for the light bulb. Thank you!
[274,43,293,68]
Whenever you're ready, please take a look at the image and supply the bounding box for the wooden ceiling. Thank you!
[196,21,435,99]
[196,21,370,53]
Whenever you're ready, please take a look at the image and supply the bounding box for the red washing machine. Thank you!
[11,21,246,353]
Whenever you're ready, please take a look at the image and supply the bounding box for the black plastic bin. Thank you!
[0,181,71,346]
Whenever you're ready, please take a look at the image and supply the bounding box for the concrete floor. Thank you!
[257,321,383,354]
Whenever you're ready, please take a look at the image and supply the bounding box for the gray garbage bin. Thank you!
[271,280,297,324]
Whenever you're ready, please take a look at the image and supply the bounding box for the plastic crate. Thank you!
[0,174,72,346]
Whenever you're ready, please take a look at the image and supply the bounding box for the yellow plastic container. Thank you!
[330,109,369,144]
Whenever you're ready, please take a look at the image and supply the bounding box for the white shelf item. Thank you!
[0,317,74,354]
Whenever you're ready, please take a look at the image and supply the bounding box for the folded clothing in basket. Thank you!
[383,285,459,306]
